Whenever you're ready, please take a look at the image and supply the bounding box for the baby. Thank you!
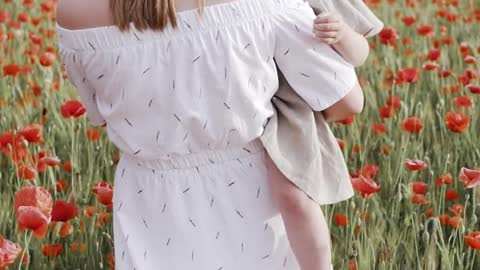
[264,1,384,269]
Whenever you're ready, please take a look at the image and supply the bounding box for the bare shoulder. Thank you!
[56,0,113,30]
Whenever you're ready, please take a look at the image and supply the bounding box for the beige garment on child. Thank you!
[259,0,384,205]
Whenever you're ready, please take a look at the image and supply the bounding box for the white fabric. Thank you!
[113,139,301,269]
[57,0,357,161]
[57,0,356,268]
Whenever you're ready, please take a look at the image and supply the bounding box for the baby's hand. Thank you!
[312,11,347,45]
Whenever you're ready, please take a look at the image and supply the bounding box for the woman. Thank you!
[56,0,363,269]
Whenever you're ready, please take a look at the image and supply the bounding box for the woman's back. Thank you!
[56,1,358,269]
[57,0,357,160]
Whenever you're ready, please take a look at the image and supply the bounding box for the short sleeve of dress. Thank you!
[273,0,358,112]
[58,47,106,127]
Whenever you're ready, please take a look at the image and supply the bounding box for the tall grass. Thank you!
[0,0,479,269]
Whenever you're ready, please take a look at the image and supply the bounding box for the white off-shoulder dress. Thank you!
[57,0,357,269]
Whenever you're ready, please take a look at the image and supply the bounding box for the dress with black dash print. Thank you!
[56,0,358,269]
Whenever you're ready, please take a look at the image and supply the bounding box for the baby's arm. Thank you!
[312,11,370,67]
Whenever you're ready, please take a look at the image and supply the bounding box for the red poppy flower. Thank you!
[14,185,53,220]
[337,115,355,125]
[380,144,391,155]
[55,179,68,192]
[3,63,21,77]
[350,175,381,199]
[18,123,43,143]
[405,159,428,171]
[1,134,28,165]
[17,164,36,181]
[95,212,112,227]
[0,235,22,270]
[40,0,56,13]
[84,206,97,218]
[458,167,480,188]
[60,100,86,119]
[31,17,41,26]
[445,112,470,133]
[16,206,50,239]
[438,69,453,78]
[386,95,401,109]
[0,130,14,148]
[39,52,55,67]
[51,199,79,222]
[438,214,450,225]
[464,55,476,65]
[0,10,10,23]
[360,164,380,179]
[411,181,428,194]
[17,12,29,23]
[31,84,42,96]
[86,128,100,141]
[59,222,74,238]
[62,160,73,173]
[23,0,35,8]
[448,203,464,217]
[401,117,423,133]
[92,182,114,207]
[448,216,462,228]
[379,106,396,119]
[454,95,472,108]
[445,189,460,201]
[437,9,449,18]
[39,156,61,167]
[397,67,419,83]
[425,208,434,218]
[422,61,439,71]
[410,194,429,205]
[379,28,398,48]
[42,244,63,257]
[465,69,479,80]
[464,231,480,250]
[466,84,480,95]
[426,49,441,61]
[442,85,460,95]
[417,24,434,36]
[349,259,358,270]
[435,173,452,186]
[457,74,470,86]
[401,16,416,26]
[334,213,348,226]
[371,123,387,135]
[401,37,412,46]
[8,20,20,30]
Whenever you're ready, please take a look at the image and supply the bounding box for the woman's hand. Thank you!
[312,11,347,45]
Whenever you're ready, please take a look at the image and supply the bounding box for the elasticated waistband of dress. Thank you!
[120,138,265,171]
[56,0,293,51]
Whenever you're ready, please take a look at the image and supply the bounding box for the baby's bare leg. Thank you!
[265,152,333,270]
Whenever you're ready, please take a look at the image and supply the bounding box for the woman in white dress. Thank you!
[56,0,363,269]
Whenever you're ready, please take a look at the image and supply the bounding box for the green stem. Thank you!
[17,231,33,270]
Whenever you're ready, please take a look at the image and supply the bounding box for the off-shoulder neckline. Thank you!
[57,0,256,33]
[56,0,289,51]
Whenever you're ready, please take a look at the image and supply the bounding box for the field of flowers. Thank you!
[0,0,479,269]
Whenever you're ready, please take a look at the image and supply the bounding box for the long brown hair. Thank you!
[110,0,205,31]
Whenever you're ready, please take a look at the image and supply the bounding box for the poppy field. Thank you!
[0,0,479,269]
